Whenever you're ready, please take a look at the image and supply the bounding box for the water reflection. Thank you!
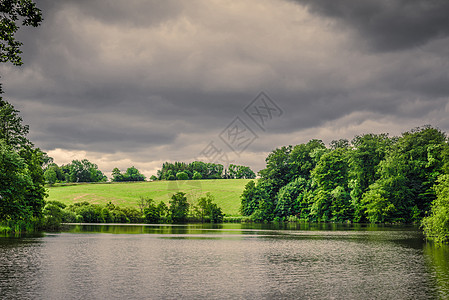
[423,243,449,298]
[0,224,448,299]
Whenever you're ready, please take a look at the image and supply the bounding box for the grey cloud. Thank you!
[65,0,185,28]
[31,114,177,152]
[293,0,449,52]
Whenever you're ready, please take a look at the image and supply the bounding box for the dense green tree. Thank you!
[0,0,45,230]
[111,166,145,182]
[112,209,128,223]
[44,168,57,184]
[168,192,189,223]
[45,163,64,182]
[205,163,224,179]
[156,160,255,181]
[243,140,327,222]
[243,146,294,221]
[137,196,149,213]
[190,161,207,177]
[361,182,396,223]
[74,203,103,223]
[41,201,67,230]
[111,167,124,182]
[258,145,292,193]
[311,147,350,191]
[274,177,308,219]
[249,180,277,221]
[164,169,174,180]
[192,171,202,180]
[348,133,392,221]
[240,180,258,216]
[120,207,142,223]
[362,126,447,223]
[288,139,326,180]
[20,146,46,215]
[143,197,160,223]
[0,0,42,66]
[192,193,224,223]
[228,164,256,179]
[0,140,32,221]
[124,166,146,181]
[156,201,168,222]
[207,202,223,223]
[329,185,352,222]
[100,206,113,223]
[158,161,187,180]
[65,159,107,182]
[241,179,278,221]
[308,147,353,221]
[0,100,31,147]
[0,103,46,227]
[67,160,90,182]
[309,188,332,222]
[176,171,189,180]
[329,139,350,150]
[422,175,449,243]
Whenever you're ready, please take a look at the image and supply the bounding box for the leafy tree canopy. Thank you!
[0,0,43,66]
[111,166,146,182]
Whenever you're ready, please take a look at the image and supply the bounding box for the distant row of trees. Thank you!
[44,160,149,184]
[156,161,256,180]
[111,166,146,182]
[43,160,256,184]
[43,192,224,228]
[44,159,107,184]
[241,126,449,233]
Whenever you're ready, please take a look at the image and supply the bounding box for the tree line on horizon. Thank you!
[156,161,256,181]
[44,159,108,184]
[44,162,147,184]
[42,160,256,184]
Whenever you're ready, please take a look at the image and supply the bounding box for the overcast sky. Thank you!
[2,0,449,178]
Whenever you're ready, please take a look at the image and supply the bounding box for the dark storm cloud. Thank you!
[39,124,175,153]
[292,0,449,52]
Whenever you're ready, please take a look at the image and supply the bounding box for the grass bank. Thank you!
[46,179,252,216]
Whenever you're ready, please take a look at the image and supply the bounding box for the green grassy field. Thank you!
[46,179,252,216]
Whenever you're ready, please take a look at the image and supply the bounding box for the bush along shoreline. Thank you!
[39,192,226,230]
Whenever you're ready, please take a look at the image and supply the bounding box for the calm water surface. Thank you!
[1,223,448,299]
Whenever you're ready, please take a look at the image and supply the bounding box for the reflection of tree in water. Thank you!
[423,243,449,298]
[166,180,203,202]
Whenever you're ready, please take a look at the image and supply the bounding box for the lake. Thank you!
[1,223,448,299]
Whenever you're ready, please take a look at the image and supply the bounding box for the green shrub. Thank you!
[176,171,189,180]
